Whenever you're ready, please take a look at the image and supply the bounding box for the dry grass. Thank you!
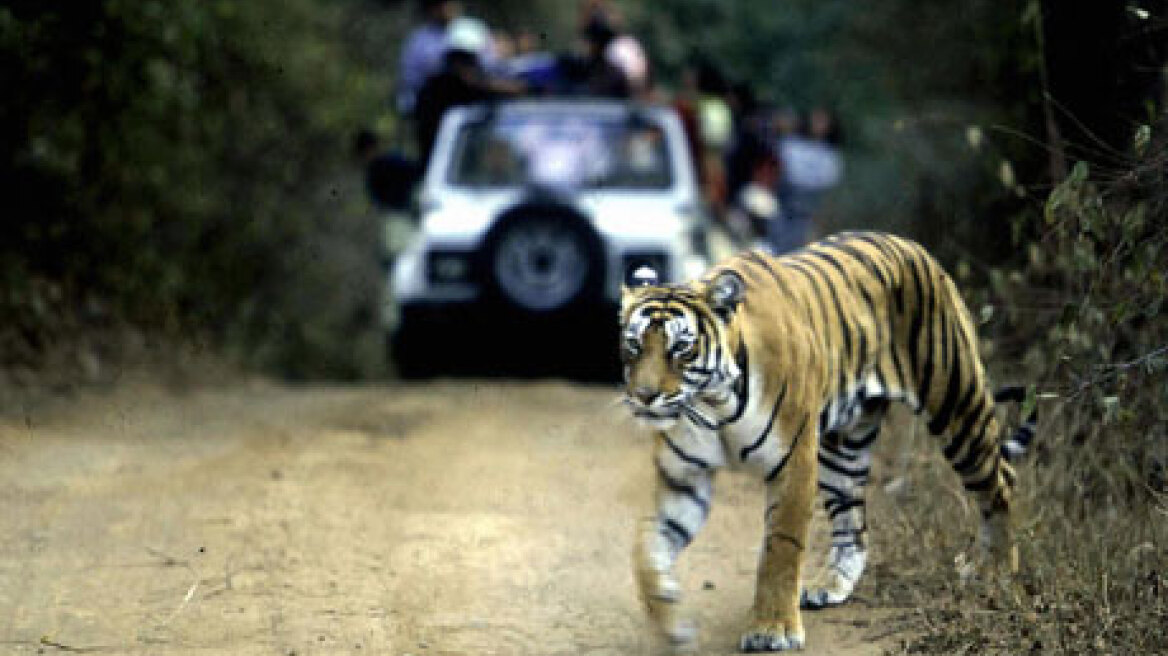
[864,403,1167,655]
[860,150,1168,653]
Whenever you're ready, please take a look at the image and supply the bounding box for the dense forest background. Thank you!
[3,0,1163,379]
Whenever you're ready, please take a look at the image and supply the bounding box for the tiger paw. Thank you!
[978,513,1019,574]
[801,545,865,609]
[799,585,849,610]
[957,543,1020,588]
[663,617,699,653]
[636,569,697,649]
[739,620,805,652]
[636,568,682,609]
[646,596,698,653]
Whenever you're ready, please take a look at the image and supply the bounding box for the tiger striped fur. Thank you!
[620,232,1035,652]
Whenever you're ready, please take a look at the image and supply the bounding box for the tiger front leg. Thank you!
[803,413,883,609]
[634,518,698,650]
[634,434,717,650]
[741,422,817,652]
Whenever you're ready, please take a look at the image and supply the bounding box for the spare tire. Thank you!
[480,202,605,313]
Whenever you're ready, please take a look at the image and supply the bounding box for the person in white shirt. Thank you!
[772,107,842,253]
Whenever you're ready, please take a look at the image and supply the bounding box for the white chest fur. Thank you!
[668,372,801,479]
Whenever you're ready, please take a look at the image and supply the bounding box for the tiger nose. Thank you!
[632,386,659,405]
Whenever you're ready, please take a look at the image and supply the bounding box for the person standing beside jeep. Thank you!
[397,0,462,115]
[771,107,843,253]
[414,17,524,168]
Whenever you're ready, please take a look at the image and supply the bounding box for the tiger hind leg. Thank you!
[801,402,885,609]
[937,394,1021,576]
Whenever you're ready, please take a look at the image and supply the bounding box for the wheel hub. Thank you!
[493,220,589,311]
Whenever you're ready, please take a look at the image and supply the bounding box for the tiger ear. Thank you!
[706,270,745,316]
[620,285,634,315]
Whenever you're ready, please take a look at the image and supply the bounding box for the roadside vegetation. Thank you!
[868,137,1167,653]
[1,1,405,382]
[4,1,1160,377]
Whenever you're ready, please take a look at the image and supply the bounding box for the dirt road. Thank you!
[0,380,902,655]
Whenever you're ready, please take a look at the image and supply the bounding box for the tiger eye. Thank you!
[670,338,697,362]
[622,336,641,360]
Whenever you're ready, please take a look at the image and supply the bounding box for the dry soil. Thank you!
[0,380,908,655]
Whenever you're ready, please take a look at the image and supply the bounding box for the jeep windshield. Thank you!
[447,108,673,190]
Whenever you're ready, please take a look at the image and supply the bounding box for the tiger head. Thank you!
[619,268,746,430]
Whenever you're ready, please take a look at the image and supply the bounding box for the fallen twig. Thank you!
[39,636,113,653]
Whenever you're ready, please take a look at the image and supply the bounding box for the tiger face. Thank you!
[619,270,746,430]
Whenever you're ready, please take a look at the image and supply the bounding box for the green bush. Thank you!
[0,1,393,377]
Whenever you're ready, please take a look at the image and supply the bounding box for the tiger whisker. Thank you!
[681,404,719,431]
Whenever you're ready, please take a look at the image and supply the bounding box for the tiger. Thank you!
[619,231,1035,652]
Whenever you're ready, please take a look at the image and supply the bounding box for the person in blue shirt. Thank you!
[397,0,461,114]
[771,107,843,253]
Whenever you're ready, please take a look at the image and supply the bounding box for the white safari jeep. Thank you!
[388,98,711,377]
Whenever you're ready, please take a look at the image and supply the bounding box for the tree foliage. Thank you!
[1,0,1164,381]
[622,0,1040,260]
[1,0,392,376]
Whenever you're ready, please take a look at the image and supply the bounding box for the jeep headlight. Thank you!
[426,250,473,284]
